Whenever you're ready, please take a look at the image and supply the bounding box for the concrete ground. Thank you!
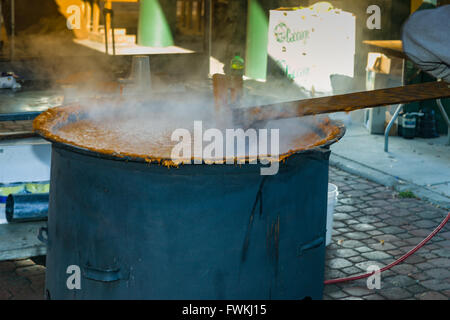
[330,122,450,209]
[0,166,448,300]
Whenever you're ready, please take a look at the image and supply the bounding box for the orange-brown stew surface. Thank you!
[34,104,343,166]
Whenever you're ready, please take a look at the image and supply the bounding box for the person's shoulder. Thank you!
[404,5,450,33]
[411,4,450,19]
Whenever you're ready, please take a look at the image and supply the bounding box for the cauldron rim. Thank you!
[33,102,346,164]
[38,121,346,164]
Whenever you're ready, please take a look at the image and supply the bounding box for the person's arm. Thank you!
[402,5,450,82]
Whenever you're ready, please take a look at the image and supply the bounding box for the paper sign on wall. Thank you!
[268,7,356,93]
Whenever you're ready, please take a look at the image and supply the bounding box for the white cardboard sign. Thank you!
[268,8,356,93]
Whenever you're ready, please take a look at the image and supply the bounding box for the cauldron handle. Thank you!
[297,236,324,256]
[82,265,129,283]
[37,227,48,246]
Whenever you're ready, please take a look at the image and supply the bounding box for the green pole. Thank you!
[138,0,174,47]
[245,0,269,81]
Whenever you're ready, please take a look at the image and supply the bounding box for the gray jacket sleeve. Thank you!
[402,5,450,82]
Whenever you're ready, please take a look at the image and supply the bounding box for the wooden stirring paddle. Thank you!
[233,81,450,127]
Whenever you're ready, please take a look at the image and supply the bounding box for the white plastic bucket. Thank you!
[326,183,339,246]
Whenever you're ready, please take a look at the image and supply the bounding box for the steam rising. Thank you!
[10,1,342,163]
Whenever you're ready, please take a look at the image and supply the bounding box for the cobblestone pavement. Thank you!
[0,259,45,300]
[324,167,450,300]
[0,166,449,300]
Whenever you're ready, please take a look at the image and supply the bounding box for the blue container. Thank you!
[6,193,49,223]
[43,125,344,300]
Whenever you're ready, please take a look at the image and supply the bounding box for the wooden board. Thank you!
[0,120,35,140]
[363,40,403,52]
[88,32,136,45]
[363,40,406,59]
[0,208,46,261]
[236,81,450,126]
[73,39,196,55]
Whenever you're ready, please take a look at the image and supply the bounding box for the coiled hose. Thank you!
[324,212,450,285]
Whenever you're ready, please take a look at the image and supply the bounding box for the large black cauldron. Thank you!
[36,103,345,300]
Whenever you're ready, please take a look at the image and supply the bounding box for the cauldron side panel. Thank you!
[45,145,330,300]
[261,149,329,299]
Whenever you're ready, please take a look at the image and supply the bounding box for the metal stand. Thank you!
[384,99,450,151]
[436,99,450,145]
[384,103,404,152]
[384,59,406,152]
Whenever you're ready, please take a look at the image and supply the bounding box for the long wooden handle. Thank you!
[235,81,450,124]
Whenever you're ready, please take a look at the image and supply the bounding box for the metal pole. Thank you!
[103,21,108,54]
[384,104,404,152]
[436,99,450,145]
[93,0,100,33]
[384,59,406,152]
[109,9,115,56]
[102,9,109,55]
[10,0,14,60]
[0,3,3,52]
[205,0,212,76]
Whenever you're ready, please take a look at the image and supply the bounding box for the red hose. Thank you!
[324,211,450,285]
